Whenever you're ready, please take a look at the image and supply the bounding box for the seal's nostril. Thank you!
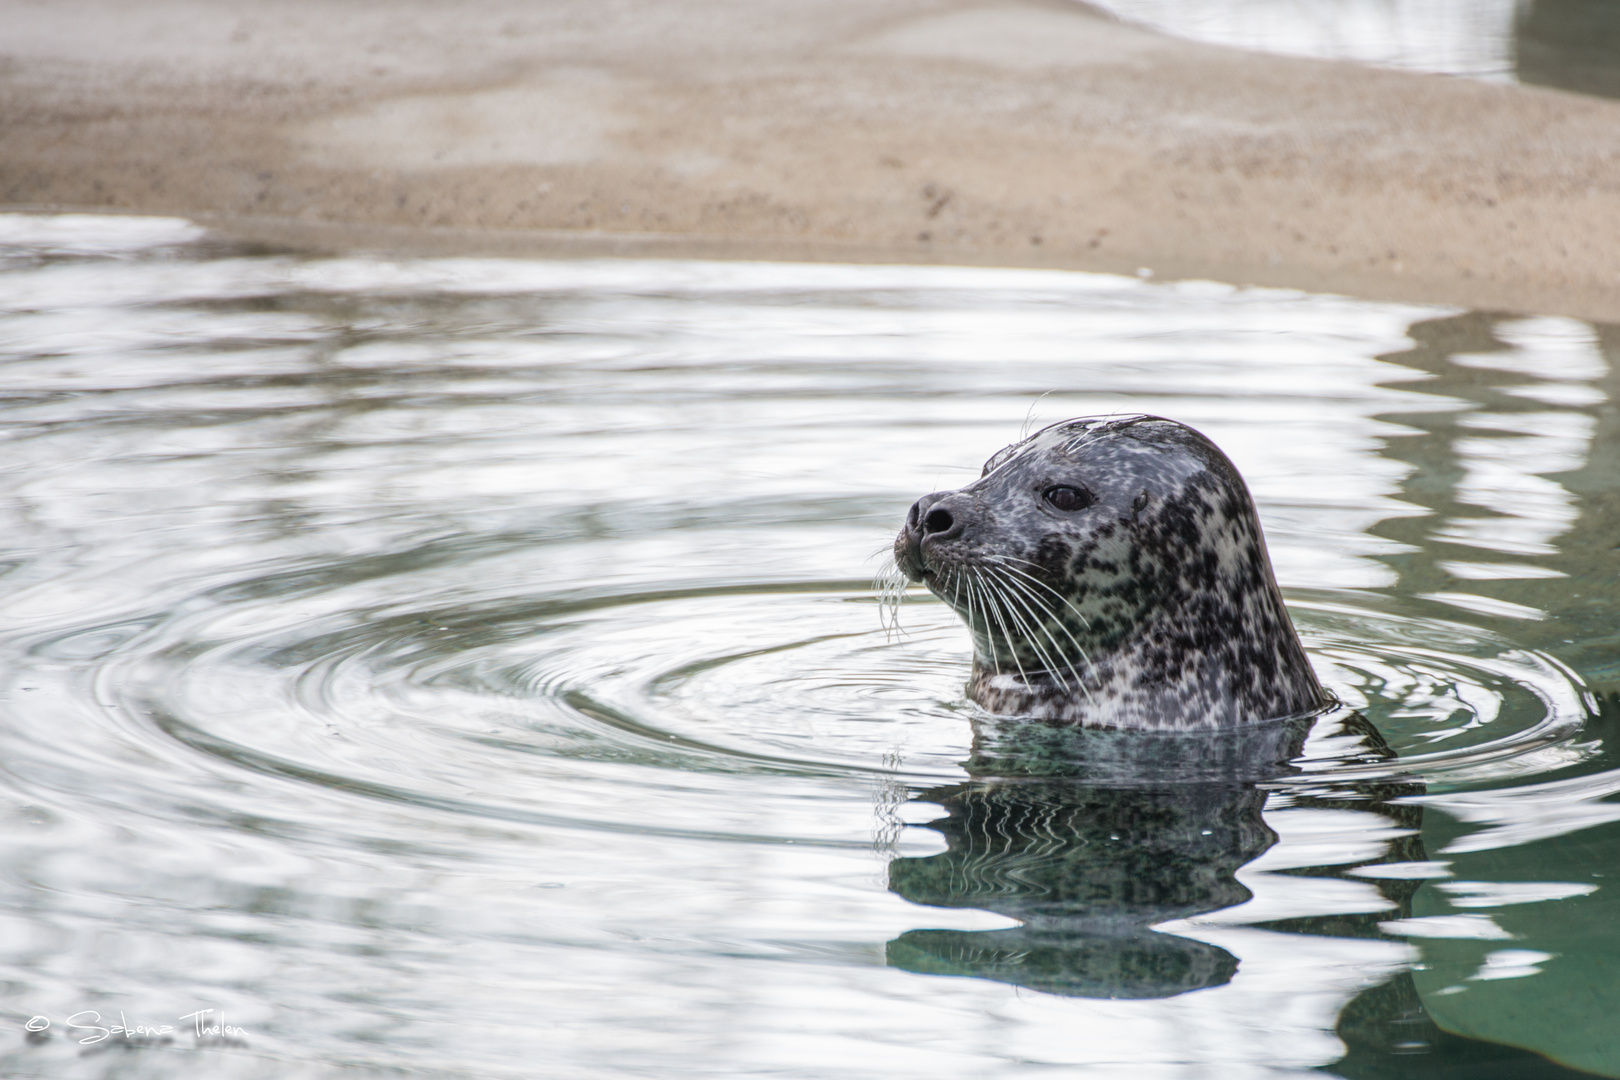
[922,507,955,535]
[907,500,922,529]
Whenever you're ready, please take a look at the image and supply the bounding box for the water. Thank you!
[1087,0,1522,80]
[1,212,1618,1078]
[1086,0,1620,99]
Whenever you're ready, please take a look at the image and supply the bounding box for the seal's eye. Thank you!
[1043,486,1093,512]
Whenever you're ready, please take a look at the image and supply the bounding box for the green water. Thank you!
[0,213,1616,1078]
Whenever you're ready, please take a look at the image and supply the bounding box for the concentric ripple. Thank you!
[41,576,1592,850]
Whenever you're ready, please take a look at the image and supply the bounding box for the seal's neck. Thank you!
[967,563,1327,731]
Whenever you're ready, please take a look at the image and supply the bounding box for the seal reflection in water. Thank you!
[887,722,1297,998]
[886,715,1430,1028]
[886,418,1438,1054]
[893,415,1329,729]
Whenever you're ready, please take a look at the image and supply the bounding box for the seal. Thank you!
[892,415,1329,730]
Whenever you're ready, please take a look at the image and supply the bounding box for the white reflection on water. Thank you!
[1436,880,1597,907]
[1438,321,1608,564]
[1437,410,1597,558]
[1418,766,1620,854]
[1087,0,1521,77]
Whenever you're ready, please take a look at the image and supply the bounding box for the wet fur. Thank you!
[893,415,1328,730]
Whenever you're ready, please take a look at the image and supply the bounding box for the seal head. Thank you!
[893,415,1328,730]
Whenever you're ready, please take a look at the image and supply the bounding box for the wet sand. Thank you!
[3,0,1620,320]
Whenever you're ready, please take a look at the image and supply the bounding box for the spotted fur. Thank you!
[893,416,1328,730]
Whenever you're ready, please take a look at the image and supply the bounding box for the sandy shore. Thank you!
[3,0,1620,320]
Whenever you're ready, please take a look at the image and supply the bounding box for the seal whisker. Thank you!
[987,561,1101,686]
[988,564,1095,669]
[872,555,908,637]
[972,571,1030,686]
[982,574,1055,692]
[985,569,1074,668]
[988,557,1094,629]
[969,575,1004,675]
[980,569,1073,693]
[1059,412,1140,456]
[984,573,1101,676]
[984,566,1094,703]
[980,573,1053,687]
[964,573,1003,676]
[955,569,993,670]
[1021,390,1056,439]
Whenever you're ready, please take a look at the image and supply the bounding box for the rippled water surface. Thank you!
[3,213,1620,1078]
